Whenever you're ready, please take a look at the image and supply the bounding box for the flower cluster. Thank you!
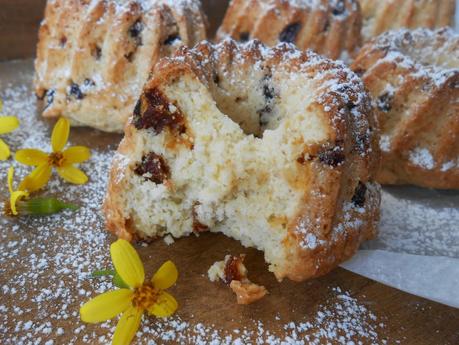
[1,103,90,216]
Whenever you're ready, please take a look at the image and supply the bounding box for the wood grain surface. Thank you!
[0,1,458,344]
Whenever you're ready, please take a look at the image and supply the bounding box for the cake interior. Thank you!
[121,67,330,273]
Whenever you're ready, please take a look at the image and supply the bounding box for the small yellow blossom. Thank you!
[4,166,79,217]
[5,166,29,216]
[0,99,20,160]
[80,239,178,345]
[15,117,90,192]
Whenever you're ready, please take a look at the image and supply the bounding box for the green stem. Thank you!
[17,197,79,215]
[91,269,116,277]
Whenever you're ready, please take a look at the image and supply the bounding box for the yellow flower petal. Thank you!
[56,165,88,184]
[0,116,20,135]
[151,261,178,290]
[10,190,29,216]
[62,146,91,164]
[0,138,10,160]
[51,117,70,152]
[112,306,143,345]
[15,149,48,166]
[80,289,133,324]
[7,166,14,194]
[147,291,178,318]
[110,239,145,288]
[19,164,52,192]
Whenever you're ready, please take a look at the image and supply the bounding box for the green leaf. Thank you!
[91,268,129,289]
[91,269,115,278]
[18,197,79,216]
[113,272,130,289]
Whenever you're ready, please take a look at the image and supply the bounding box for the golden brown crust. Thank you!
[105,39,381,281]
[352,28,459,189]
[104,125,138,241]
[34,0,207,132]
[359,0,456,41]
[216,0,362,60]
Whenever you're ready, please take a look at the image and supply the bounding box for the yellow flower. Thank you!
[5,166,29,216]
[15,117,90,192]
[0,99,20,160]
[80,239,178,345]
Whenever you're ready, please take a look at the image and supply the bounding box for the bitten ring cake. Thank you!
[104,39,381,281]
[216,0,362,60]
[359,0,456,41]
[34,0,207,132]
[352,28,459,189]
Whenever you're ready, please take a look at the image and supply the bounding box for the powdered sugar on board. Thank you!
[363,188,459,258]
[0,60,393,344]
[134,287,386,345]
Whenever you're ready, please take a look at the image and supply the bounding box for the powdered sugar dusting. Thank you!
[133,286,387,345]
[408,147,435,170]
[363,188,459,258]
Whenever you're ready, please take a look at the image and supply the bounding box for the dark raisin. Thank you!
[163,34,180,45]
[69,83,84,100]
[92,45,102,60]
[45,89,55,108]
[124,51,135,62]
[351,182,367,207]
[258,105,273,127]
[377,92,393,112]
[296,155,306,165]
[345,101,356,111]
[59,36,67,47]
[355,133,368,155]
[353,68,365,77]
[323,19,330,32]
[133,88,186,135]
[192,202,209,233]
[129,20,143,46]
[223,255,245,284]
[331,0,345,15]
[401,32,413,45]
[318,146,345,167]
[263,84,274,100]
[450,79,459,89]
[133,99,142,117]
[279,22,302,43]
[239,32,250,42]
[213,73,220,85]
[134,152,170,184]
[258,73,276,129]
[84,78,95,87]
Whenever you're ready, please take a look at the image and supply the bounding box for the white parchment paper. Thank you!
[343,188,459,308]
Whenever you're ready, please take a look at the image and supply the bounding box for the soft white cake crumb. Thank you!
[207,260,225,282]
[163,234,175,245]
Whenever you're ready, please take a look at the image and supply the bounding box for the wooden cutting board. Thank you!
[0,1,458,344]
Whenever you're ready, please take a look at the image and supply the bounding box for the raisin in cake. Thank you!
[216,0,362,60]
[352,28,459,189]
[104,40,381,281]
[359,0,456,41]
[34,0,207,132]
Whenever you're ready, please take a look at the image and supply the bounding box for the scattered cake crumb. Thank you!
[208,255,268,304]
[163,234,175,246]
